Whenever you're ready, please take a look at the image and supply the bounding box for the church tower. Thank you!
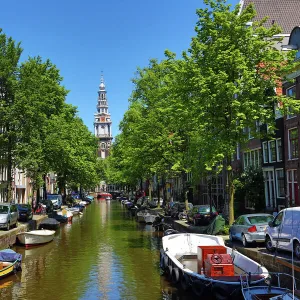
[94,75,113,159]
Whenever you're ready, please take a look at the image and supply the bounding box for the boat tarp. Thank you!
[195,215,225,235]
[0,249,22,262]
[40,218,60,225]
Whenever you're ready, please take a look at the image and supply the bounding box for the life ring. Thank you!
[180,273,191,291]
[191,279,205,297]
[171,267,180,284]
[212,285,230,300]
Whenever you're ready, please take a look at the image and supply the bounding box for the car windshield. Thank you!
[197,206,216,213]
[0,205,9,214]
[247,215,274,224]
[47,195,59,200]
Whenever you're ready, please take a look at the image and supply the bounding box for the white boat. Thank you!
[144,213,157,224]
[160,233,268,299]
[57,209,73,222]
[242,273,300,299]
[67,207,80,216]
[17,230,55,247]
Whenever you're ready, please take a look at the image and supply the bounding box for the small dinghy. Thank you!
[0,249,22,279]
[57,209,73,223]
[38,218,60,230]
[17,229,56,248]
[160,233,268,299]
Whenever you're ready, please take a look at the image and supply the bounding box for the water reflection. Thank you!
[0,201,187,300]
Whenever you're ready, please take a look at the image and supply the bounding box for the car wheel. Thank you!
[242,234,249,247]
[294,241,300,259]
[265,235,275,252]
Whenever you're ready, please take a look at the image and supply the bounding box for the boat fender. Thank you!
[180,273,191,291]
[171,267,180,284]
[166,265,173,280]
[212,285,229,300]
[191,279,205,297]
[163,255,169,270]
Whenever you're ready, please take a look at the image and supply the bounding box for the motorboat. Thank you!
[67,207,80,216]
[0,249,22,279]
[136,210,149,223]
[242,272,300,299]
[160,233,268,299]
[57,209,73,222]
[17,229,55,248]
[38,217,60,230]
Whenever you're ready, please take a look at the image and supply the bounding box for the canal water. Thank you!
[0,200,195,300]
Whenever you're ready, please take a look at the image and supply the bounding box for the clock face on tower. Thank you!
[100,117,105,122]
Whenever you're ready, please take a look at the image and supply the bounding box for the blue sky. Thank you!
[2,0,239,137]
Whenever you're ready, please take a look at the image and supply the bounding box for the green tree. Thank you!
[0,29,22,202]
[185,0,298,224]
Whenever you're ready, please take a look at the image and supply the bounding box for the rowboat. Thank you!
[0,249,22,279]
[57,209,73,222]
[38,217,60,230]
[17,229,55,248]
[242,272,300,299]
[160,233,268,299]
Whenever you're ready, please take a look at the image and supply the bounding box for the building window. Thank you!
[101,143,106,149]
[243,149,261,169]
[264,170,276,208]
[275,169,285,198]
[276,138,282,162]
[236,144,240,160]
[268,140,276,162]
[286,86,296,119]
[287,169,298,206]
[288,128,298,160]
[262,142,268,163]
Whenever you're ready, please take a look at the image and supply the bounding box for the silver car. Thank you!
[0,203,18,230]
[229,213,274,247]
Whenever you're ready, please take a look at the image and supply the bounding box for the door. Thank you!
[269,211,284,249]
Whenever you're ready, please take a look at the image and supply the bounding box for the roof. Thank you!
[241,0,300,34]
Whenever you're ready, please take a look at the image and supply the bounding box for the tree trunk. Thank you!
[157,175,160,208]
[226,157,235,225]
[162,176,167,206]
[7,133,13,203]
[43,174,47,199]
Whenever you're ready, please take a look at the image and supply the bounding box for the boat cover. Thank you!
[0,249,22,262]
[196,215,225,235]
[40,218,60,226]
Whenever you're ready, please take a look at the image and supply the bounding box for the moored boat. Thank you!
[144,213,157,224]
[17,229,56,248]
[0,249,22,279]
[160,233,268,299]
[38,217,60,230]
[242,273,300,300]
[57,209,73,223]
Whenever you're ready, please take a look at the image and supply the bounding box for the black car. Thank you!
[17,204,33,222]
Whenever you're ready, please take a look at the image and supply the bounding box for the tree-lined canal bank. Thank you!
[0,201,193,300]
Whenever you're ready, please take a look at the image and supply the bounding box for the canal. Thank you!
[0,200,194,300]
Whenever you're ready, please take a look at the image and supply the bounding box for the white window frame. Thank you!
[276,138,282,162]
[268,140,276,163]
[275,168,285,199]
[262,142,268,163]
[288,127,299,160]
[236,144,240,160]
[286,85,296,120]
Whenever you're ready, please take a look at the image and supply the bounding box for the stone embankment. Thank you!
[0,215,48,249]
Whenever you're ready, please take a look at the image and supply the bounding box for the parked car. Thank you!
[265,207,300,259]
[229,213,274,247]
[0,203,18,230]
[40,199,54,214]
[47,194,62,209]
[187,205,218,226]
[17,203,33,222]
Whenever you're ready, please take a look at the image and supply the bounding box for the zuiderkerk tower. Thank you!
[94,75,113,159]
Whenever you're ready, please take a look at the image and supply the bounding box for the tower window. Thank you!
[101,143,106,149]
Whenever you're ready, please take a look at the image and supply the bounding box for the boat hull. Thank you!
[160,233,268,299]
[17,230,55,247]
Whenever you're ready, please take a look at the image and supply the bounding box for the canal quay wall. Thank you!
[0,215,48,249]
[169,218,300,280]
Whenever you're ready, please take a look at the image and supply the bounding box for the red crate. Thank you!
[204,254,234,277]
[197,245,227,274]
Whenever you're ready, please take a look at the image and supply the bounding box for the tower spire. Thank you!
[99,72,105,90]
